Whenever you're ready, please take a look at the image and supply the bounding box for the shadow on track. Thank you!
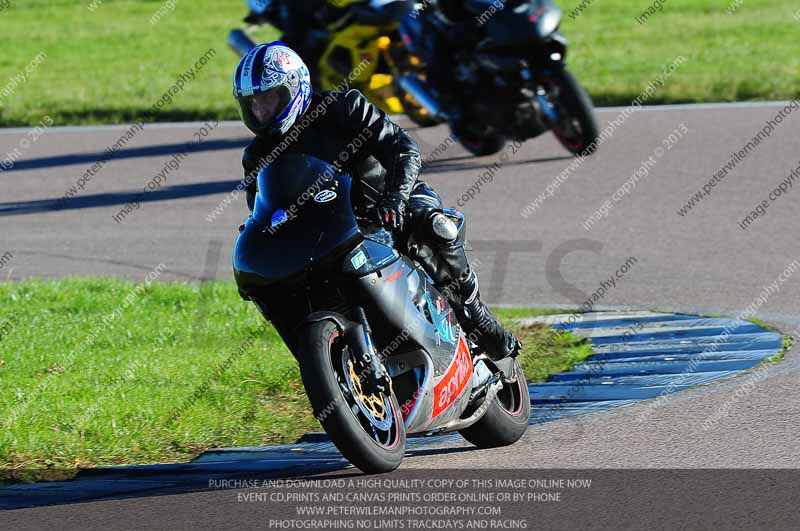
[0,438,481,510]
[0,138,250,173]
[0,180,242,217]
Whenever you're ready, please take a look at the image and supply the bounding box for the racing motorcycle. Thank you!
[233,153,530,473]
[397,0,599,156]
[228,0,440,126]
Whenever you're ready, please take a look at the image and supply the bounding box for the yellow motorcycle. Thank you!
[228,0,441,127]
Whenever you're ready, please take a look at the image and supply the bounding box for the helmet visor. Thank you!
[239,86,292,133]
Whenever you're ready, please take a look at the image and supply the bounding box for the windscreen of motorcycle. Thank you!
[236,153,362,285]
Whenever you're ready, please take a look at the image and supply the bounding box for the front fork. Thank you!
[518,63,557,125]
[344,306,391,394]
[527,31,569,126]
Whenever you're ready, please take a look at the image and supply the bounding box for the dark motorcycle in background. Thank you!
[399,0,599,156]
[233,153,530,473]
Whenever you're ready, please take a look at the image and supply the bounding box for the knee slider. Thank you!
[430,212,459,243]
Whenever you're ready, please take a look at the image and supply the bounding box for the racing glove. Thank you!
[377,193,406,233]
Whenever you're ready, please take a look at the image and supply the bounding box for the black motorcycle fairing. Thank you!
[342,233,400,276]
[234,153,362,293]
[350,0,414,26]
[530,31,567,64]
[355,256,476,432]
[384,349,433,430]
[472,0,562,46]
[356,257,460,374]
[300,311,352,334]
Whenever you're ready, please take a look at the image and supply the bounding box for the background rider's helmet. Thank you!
[233,42,312,137]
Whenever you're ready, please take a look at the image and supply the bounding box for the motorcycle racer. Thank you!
[233,42,522,362]
[414,0,481,124]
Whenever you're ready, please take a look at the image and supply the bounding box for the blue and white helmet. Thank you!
[233,42,312,137]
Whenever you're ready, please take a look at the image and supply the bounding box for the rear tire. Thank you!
[459,359,530,448]
[298,319,405,473]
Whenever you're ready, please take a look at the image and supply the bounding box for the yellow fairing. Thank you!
[327,0,363,7]
[317,22,405,114]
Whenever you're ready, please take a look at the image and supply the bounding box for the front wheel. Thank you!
[453,121,506,157]
[458,359,531,448]
[298,319,406,473]
[546,68,599,156]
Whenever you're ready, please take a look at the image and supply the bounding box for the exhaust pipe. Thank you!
[397,75,446,120]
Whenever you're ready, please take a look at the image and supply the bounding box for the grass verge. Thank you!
[0,1,798,126]
[0,279,589,483]
[747,318,792,362]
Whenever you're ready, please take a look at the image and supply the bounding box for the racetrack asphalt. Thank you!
[2,102,800,525]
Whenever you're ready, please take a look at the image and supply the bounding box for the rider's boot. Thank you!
[450,268,523,362]
[420,213,522,362]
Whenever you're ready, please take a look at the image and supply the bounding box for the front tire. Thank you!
[547,68,599,156]
[458,359,531,448]
[298,319,406,473]
[453,121,506,157]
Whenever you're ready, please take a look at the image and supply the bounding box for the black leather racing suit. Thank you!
[242,89,520,361]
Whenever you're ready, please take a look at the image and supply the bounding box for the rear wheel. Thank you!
[458,359,530,448]
[546,68,599,156]
[298,319,405,473]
